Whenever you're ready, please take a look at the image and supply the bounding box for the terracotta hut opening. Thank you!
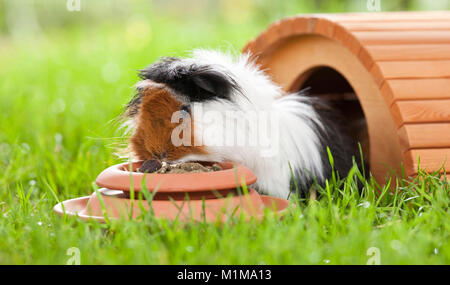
[295,66,370,167]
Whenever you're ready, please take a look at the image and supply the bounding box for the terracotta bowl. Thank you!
[53,161,292,222]
[95,161,257,192]
[53,188,292,223]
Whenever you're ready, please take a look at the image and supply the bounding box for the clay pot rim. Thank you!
[52,191,292,223]
[95,161,257,192]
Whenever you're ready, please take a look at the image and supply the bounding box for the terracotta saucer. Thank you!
[95,161,257,192]
[53,188,292,223]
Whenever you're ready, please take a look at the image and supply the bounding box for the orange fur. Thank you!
[130,83,207,161]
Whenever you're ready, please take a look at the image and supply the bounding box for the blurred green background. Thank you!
[0,0,449,265]
[0,0,449,196]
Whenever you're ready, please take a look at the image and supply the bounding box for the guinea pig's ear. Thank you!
[192,70,228,96]
[138,57,241,102]
[189,67,238,100]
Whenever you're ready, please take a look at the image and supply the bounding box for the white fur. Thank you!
[177,50,326,199]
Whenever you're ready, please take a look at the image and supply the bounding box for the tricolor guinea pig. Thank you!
[123,50,360,199]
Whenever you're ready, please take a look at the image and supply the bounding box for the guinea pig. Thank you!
[122,50,360,199]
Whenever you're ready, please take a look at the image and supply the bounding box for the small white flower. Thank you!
[357,201,370,208]
[37,221,43,226]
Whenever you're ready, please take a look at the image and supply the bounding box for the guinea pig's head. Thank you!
[124,53,242,162]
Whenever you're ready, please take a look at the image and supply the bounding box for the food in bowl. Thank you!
[138,159,222,174]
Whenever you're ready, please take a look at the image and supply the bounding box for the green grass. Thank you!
[0,13,449,265]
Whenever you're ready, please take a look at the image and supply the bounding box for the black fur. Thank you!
[290,95,362,197]
[138,57,240,102]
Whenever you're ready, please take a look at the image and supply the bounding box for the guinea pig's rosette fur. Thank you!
[122,50,358,199]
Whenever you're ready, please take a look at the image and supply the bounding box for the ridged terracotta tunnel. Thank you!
[243,11,450,183]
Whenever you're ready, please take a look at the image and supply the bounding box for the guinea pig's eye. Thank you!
[180,105,191,114]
